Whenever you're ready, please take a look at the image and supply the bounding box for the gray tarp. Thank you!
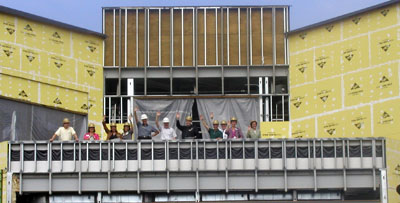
[133,99,194,140]
[0,98,87,141]
[196,98,260,139]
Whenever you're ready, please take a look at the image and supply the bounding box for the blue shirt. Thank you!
[136,122,158,139]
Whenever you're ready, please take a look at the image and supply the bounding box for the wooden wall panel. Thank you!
[222,9,227,65]
[161,10,170,66]
[138,10,145,67]
[149,10,159,66]
[275,8,285,64]
[263,8,273,65]
[183,9,193,66]
[197,9,205,66]
[104,10,113,66]
[240,8,247,65]
[173,10,182,66]
[121,10,126,67]
[251,8,262,65]
[229,9,239,66]
[206,9,216,65]
[217,9,222,65]
[115,10,120,67]
[127,9,136,67]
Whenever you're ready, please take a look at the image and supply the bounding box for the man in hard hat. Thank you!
[200,115,223,140]
[227,117,243,139]
[49,118,79,142]
[102,116,122,140]
[156,111,177,140]
[121,114,134,140]
[176,112,201,139]
[134,107,159,139]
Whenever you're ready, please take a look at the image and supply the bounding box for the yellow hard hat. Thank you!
[110,123,117,127]
[221,120,227,125]
[88,123,95,128]
[186,116,193,121]
[213,120,219,125]
[63,118,70,123]
[231,117,237,121]
[123,122,130,127]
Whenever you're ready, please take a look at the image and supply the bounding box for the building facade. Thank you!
[0,6,104,203]
[288,0,400,201]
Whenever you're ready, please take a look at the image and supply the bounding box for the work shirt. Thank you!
[246,129,261,139]
[83,133,100,141]
[209,129,223,139]
[176,120,201,139]
[137,122,158,139]
[159,127,177,140]
[55,127,76,141]
[227,127,243,139]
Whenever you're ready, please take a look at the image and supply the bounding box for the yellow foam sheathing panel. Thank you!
[343,105,372,138]
[367,4,398,32]
[343,68,373,107]
[0,74,39,103]
[0,13,16,43]
[312,23,341,47]
[0,42,20,71]
[289,50,314,86]
[291,118,315,138]
[342,15,370,40]
[373,98,400,140]
[370,26,399,65]
[315,44,341,80]
[41,25,71,57]
[317,111,345,138]
[40,83,88,113]
[339,35,369,73]
[42,53,76,84]
[72,33,103,64]
[315,77,342,114]
[0,141,7,203]
[77,61,102,89]
[16,18,43,49]
[260,121,289,138]
[371,62,399,100]
[21,48,41,75]
[290,83,315,119]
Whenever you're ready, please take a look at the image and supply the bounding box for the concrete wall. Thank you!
[288,2,400,202]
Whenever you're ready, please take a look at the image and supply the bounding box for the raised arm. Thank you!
[134,107,139,124]
[200,115,210,131]
[102,115,110,133]
[176,113,184,131]
[128,114,134,133]
[155,111,161,130]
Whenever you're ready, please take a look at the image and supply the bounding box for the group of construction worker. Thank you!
[49,107,261,141]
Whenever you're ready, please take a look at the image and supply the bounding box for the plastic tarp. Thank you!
[196,98,260,139]
[0,98,87,141]
[132,99,194,140]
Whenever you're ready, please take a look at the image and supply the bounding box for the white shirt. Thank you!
[55,127,76,141]
[219,128,228,139]
[159,127,177,140]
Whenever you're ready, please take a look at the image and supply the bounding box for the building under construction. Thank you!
[1,1,400,203]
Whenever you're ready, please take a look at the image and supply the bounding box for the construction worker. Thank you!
[200,115,223,140]
[121,114,134,140]
[83,123,100,141]
[134,107,159,139]
[102,116,122,140]
[156,111,177,140]
[176,112,201,139]
[49,118,79,142]
[246,120,260,139]
[227,117,243,139]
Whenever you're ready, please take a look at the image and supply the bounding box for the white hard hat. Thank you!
[141,114,148,120]
[162,117,170,123]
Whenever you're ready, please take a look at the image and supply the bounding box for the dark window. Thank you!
[198,78,222,94]
[275,76,288,94]
[173,78,195,95]
[121,78,128,95]
[134,78,145,95]
[147,78,170,95]
[224,77,247,94]
[105,78,118,95]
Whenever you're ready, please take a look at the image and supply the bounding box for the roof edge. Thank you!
[287,0,399,35]
[0,6,106,39]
